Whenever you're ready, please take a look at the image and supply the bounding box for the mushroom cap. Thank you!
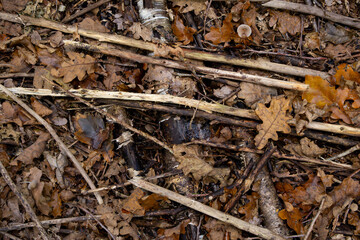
[237,24,252,38]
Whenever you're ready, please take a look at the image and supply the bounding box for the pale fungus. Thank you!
[237,24,252,38]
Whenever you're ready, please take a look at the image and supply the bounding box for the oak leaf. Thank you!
[254,97,291,149]
[51,51,95,83]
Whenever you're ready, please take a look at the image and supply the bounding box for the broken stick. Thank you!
[129,178,287,240]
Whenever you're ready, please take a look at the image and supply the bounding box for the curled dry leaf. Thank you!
[205,13,240,45]
[254,97,292,149]
[172,14,196,45]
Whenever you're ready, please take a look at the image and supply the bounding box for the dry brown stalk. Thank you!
[0,12,328,78]
[64,40,309,91]
[6,87,360,139]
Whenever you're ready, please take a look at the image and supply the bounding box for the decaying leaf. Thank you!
[171,0,206,15]
[238,192,260,222]
[129,22,153,42]
[51,51,95,83]
[14,132,50,165]
[172,14,196,45]
[269,10,301,36]
[78,18,110,33]
[254,97,292,149]
[333,63,360,85]
[205,13,240,45]
[173,144,230,186]
[238,82,277,109]
[74,113,109,149]
[302,73,360,124]
[204,219,242,240]
[30,97,52,117]
[284,137,326,157]
[157,219,190,240]
[26,167,52,215]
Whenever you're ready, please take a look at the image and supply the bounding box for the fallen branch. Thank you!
[64,40,310,91]
[263,0,360,29]
[0,159,49,240]
[0,84,103,205]
[0,12,328,78]
[129,178,287,240]
[7,87,360,138]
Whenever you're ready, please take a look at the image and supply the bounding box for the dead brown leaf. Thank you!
[31,97,53,117]
[284,137,326,157]
[172,14,196,45]
[255,97,292,149]
[129,22,152,42]
[238,82,277,109]
[173,144,230,186]
[78,18,110,33]
[171,0,206,15]
[269,10,301,36]
[14,132,50,165]
[51,51,95,83]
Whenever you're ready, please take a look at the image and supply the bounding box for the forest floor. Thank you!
[0,0,360,239]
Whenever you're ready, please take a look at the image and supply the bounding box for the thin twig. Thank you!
[190,140,354,170]
[0,215,101,232]
[64,40,310,91]
[6,87,360,139]
[0,231,22,240]
[303,197,326,240]
[62,0,111,23]
[42,77,174,154]
[263,0,360,29]
[0,159,49,240]
[0,83,103,204]
[325,143,360,161]
[0,12,329,78]
[78,206,115,240]
[129,178,287,240]
[224,145,277,212]
[83,170,182,194]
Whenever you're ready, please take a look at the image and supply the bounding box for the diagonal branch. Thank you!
[0,159,50,240]
[0,84,104,205]
[129,178,287,240]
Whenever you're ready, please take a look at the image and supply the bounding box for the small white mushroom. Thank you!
[237,24,252,38]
